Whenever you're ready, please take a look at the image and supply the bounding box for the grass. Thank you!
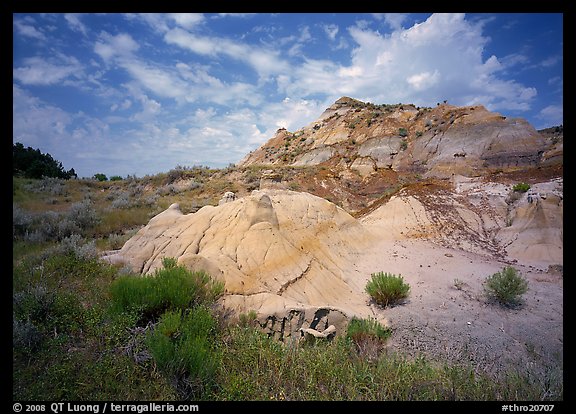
[12,243,562,401]
[146,307,221,398]
[109,259,224,321]
[12,174,562,401]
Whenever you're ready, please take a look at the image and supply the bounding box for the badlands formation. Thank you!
[104,97,562,373]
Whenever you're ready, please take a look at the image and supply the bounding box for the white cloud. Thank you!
[94,32,139,62]
[130,94,162,123]
[13,85,114,176]
[122,61,188,100]
[168,13,204,29]
[406,70,440,91]
[14,19,46,40]
[13,56,82,85]
[499,53,529,70]
[372,13,408,30]
[13,85,72,145]
[64,13,88,36]
[123,13,171,34]
[538,55,562,68]
[322,24,339,41]
[536,104,563,127]
[284,13,537,113]
[215,13,257,18]
[164,27,289,78]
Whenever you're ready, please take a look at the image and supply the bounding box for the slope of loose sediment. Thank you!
[361,176,563,270]
[496,178,563,267]
[103,189,379,339]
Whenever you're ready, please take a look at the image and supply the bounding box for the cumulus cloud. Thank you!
[284,13,538,113]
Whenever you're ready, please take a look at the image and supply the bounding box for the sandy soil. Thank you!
[347,235,563,382]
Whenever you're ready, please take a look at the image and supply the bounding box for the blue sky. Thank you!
[13,13,563,178]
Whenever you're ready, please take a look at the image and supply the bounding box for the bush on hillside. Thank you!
[484,266,528,307]
[366,272,410,308]
[512,182,530,192]
[347,316,392,360]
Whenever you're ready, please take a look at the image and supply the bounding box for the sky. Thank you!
[12,12,563,179]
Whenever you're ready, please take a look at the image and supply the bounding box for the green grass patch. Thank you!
[109,259,224,321]
[147,307,221,398]
[347,316,391,342]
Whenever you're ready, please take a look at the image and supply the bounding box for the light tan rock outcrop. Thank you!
[103,189,380,340]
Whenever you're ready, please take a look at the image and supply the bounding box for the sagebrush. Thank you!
[365,271,410,307]
[484,266,528,307]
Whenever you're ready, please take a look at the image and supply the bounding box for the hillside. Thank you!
[234,97,562,214]
[239,97,555,175]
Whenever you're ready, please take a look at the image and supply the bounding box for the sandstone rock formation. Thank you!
[103,189,380,341]
[238,97,554,179]
[218,191,236,205]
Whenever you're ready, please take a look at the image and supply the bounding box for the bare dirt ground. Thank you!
[347,236,563,386]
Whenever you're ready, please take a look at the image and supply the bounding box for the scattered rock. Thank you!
[218,191,236,205]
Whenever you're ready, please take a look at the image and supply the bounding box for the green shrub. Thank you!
[109,259,224,320]
[366,272,410,307]
[399,127,408,137]
[512,182,530,192]
[146,307,220,397]
[347,317,392,359]
[238,310,258,327]
[484,266,528,307]
[161,257,178,269]
[347,317,391,342]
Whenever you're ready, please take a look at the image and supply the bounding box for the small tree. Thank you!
[93,173,108,182]
[484,266,528,307]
